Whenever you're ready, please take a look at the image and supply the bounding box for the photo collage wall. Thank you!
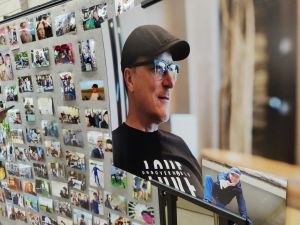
[0,0,158,225]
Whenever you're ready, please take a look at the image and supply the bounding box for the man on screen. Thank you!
[113,25,203,197]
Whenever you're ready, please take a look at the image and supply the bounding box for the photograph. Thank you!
[51,180,68,199]
[36,74,54,92]
[115,0,134,15]
[19,163,33,179]
[0,204,6,216]
[26,128,41,144]
[66,150,85,171]
[14,51,30,70]
[0,189,5,203]
[128,201,155,225]
[0,27,7,45]
[7,176,22,191]
[11,128,25,144]
[18,75,33,92]
[79,39,96,71]
[41,120,59,138]
[132,176,152,202]
[54,43,74,64]
[85,109,109,129]
[4,85,18,101]
[27,211,41,225]
[19,18,36,44]
[2,180,12,200]
[55,12,76,36]
[23,180,36,196]
[33,163,48,179]
[67,170,86,191]
[54,200,72,218]
[35,179,50,196]
[7,108,22,124]
[89,159,104,188]
[0,126,5,145]
[0,146,7,162]
[88,131,105,159]
[109,213,130,225]
[0,161,6,180]
[11,191,24,207]
[38,97,54,115]
[6,144,16,161]
[39,196,54,214]
[36,13,53,40]
[82,3,107,31]
[5,162,18,176]
[0,50,14,81]
[57,216,72,225]
[6,202,16,220]
[79,80,105,100]
[6,24,19,50]
[63,129,84,147]
[94,217,108,225]
[58,106,80,124]
[104,192,127,214]
[89,188,103,215]
[24,194,39,212]
[73,208,92,225]
[26,146,45,161]
[48,162,65,179]
[15,147,29,162]
[15,206,27,222]
[41,216,58,225]
[59,72,76,100]
[31,48,50,68]
[23,97,36,121]
[111,165,127,189]
[70,189,89,210]
[45,140,62,158]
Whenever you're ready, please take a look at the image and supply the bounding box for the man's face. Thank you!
[128,52,176,124]
[97,136,103,148]
[229,173,240,185]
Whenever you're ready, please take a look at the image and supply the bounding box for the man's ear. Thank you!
[124,68,135,92]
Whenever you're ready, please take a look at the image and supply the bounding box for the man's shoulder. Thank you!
[158,129,186,144]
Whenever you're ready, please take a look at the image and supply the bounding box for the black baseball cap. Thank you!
[121,25,190,73]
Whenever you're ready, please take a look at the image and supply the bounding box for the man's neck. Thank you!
[125,115,159,132]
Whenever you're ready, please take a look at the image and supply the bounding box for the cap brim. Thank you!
[169,40,190,61]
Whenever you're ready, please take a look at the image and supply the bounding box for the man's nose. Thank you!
[162,71,175,88]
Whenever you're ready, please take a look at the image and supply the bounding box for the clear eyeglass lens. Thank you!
[154,60,180,80]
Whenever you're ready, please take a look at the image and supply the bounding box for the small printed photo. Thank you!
[132,176,152,202]
[0,100,6,110]
[79,80,105,100]
[15,147,29,162]
[19,18,36,44]
[2,181,13,200]
[70,189,89,210]
[54,43,74,64]
[14,51,30,70]
[88,131,105,159]
[33,163,48,179]
[39,196,54,214]
[6,202,15,220]
[85,109,109,129]
[0,204,6,216]
[6,24,19,50]
[109,213,130,225]
[59,72,76,100]
[7,176,22,191]
[54,200,72,218]
[15,206,27,222]
[73,208,92,225]
[11,191,24,207]
[31,48,50,68]
[82,3,107,31]
[58,106,80,124]
[45,140,62,158]
[7,108,22,124]
[55,12,76,36]
[111,165,127,189]
[23,180,37,195]
[115,0,134,15]
[0,189,5,203]
[36,13,53,40]
[128,201,155,224]
[0,27,7,45]
[0,50,14,81]
[94,217,108,225]
[57,216,72,225]
[26,146,45,161]
[0,161,6,180]
[89,159,104,188]
[48,162,65,179]
[11,128,25,144]
[18,75,33,93]
[0,126,5,145]
[5,162,18,176]
[104,192,127,214]
[89,188,104,215]
[6,144,15,161]
[79,39,96,71]
[67,170,86,191]
[23,97,36,121]
[35,179,50,196]
[24,194,39,212]
[27,211,41,225]
[26,128,41,144]
[63,129,84,147]
[51,180,68,199]
[41,120,59,138]
[19,163,33,179]
[38,97,54,115]
[4,85,18,101]
[42,216,58,225]
[36,74,54,92]
[66,150,85,171]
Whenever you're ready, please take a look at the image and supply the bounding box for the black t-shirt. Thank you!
[113,123,203,198]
